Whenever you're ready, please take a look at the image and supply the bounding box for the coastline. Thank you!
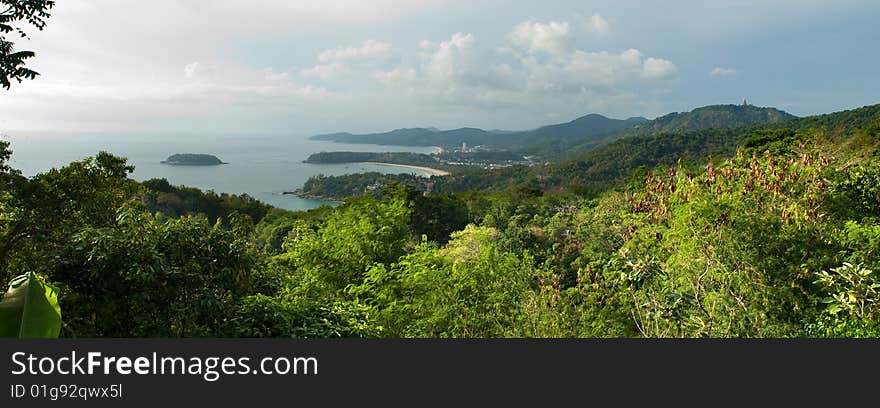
[282,191,344,204]
[356,162,451,176]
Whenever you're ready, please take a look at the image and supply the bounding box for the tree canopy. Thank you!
[0,0,54,89]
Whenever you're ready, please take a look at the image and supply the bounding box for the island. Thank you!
[161,153,226,166]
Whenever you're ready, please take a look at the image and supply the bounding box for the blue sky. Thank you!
[1,0,878,135]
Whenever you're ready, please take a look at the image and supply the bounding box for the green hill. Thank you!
[551,103,879,195]
[312,105,796,160]
[630,104,796,135]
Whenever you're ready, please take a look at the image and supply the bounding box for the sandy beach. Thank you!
[357,162,451,176]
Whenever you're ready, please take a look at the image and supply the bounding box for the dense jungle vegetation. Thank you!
[2,103,879,338]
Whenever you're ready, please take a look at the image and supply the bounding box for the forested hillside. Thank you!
[623,104,795,136]
[296,172,422,200]
[548,103,879,195]
[2,102,879,338]
[311,105,793,160]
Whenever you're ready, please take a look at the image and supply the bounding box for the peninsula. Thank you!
[304,151,450,176]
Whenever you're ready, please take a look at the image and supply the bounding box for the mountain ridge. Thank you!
[311,113,649,156]
[311,104,798,158]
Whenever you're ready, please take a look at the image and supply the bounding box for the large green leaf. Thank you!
[0,273,62,338]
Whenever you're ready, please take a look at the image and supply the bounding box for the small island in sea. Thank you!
[161,153,226,166]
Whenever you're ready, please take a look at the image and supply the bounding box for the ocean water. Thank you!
[2,132,436,211]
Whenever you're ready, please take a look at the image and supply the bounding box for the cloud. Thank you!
[710,67,738,76]
[372,67,418,86]
[317,40,392,63]
[0,3,683,133]
[376,32,522,94]
[588,14,610,36]
[301,63,345,80]
[508,20,575,57]
[301,40,393,80]
[371,32,526,112]
[4,60,329,134]
[183,62,223,82]
[643,57,679,80]
[522,49,677,96]
[374,23,678,112]
[426,33,478,82]
[262,69,290,82]
[184,62,200,79]
[0,1,439,132]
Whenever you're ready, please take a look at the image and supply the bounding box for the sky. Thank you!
[1,0,879,135]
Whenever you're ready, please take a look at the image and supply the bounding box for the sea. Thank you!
[1,131,436,212]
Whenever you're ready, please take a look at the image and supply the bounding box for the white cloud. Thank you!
[301,40,393,80]
[0,3,683,133]
[427,33,476,81]
[710,67,738,76]
[317,40,392,63]
[588,14,610,36]
[643,57,679,80]
[262,69,290,82]
[374,23,678,112]
[372,67,418,86]
[378,32,522,94]
[301,63,345,80]
[183,62,222,82]
[184,62,200,79]
[371,33,526,112]
[522,49,677,96]
[508,20,575,57]
[3,59,330,134]
[0,1,437,132]
[10,77,329,104]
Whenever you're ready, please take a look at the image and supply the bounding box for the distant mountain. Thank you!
[515,114,649,155]
[561,104,797,156]
[311,113,648,156]
[311,104,796,159]
[526,114,647,140]
[630,104,796,136]
[550,103,877,196]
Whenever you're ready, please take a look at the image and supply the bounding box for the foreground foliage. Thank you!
[1,103,879,337]
[0,272,61,338]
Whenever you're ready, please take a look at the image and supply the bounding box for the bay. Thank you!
[2,132,437,211]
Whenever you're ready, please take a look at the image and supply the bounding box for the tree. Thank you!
[54,205,259,337]
[0,151,137,283]
[1,0,55,89]
[351,226,534,337]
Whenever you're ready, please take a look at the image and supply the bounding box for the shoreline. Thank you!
[282,191,344,204]
[356,162,451,176]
